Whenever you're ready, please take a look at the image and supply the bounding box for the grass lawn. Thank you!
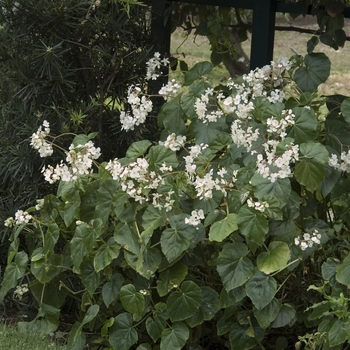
[0,322,66,350]
[170,14,350,96]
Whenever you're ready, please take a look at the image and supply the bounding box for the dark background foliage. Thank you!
[0,0,158,248]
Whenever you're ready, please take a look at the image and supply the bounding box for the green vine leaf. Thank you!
[166,281,202,322]
[160,322,189,350]
[160,214,195,263]
[257,241,291,275]
[237,205,269,246]
[246,271,277,310]
[209,213,238,242]
[184,61,213,85]
[109,313,138,350]
[102,273,125,308]
[120,284,145,317]
[217,243,254,291]
[294,53,331,92]
[254,298,281,329]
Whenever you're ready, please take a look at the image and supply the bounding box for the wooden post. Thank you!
[250,0,277,70]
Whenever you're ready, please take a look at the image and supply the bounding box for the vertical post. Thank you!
[250,0,277,70]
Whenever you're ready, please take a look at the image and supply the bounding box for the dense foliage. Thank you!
[0,0,156,227]
[2,49,350,349]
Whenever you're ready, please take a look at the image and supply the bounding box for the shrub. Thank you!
[2,51,350,349]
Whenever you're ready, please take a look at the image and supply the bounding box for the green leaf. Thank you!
[254,298,281,329]
[78,219,102,252]
[94,179,118,226]
[112,190,129,218]
[246,271,277,310]
[81,304,99,326]
[67,322,86,350]
[148,145,178,172]
[94,238,120,273]
[271,304,296,328]
[300,142,329,164]
[114,222,140,255]
[60,190,80,227]
[251,174,291,207]
[160,322,189,350]
[44,223,59,254]
[328,320,350,347]
[185,61,213,85]
[146,303,168,342]
[217,243,254,291]
[257,241,291,274]
[186,286,220,327]
[0,251,28,303]
[192,118,227,145]
[307,301,331,321]
[307,35,319,54]
[142,205,165,230]
[294,53,331,92]
[237,205,268,246]
[294,160,326,193]
[120,284,145,317]
[220,286,246,308]
[208,213,238,242]
[160,214,195,263]
[102,273,125,308]
[126,140,152,159]
[159,95,186,134]
[109,313,138,350]
[336,254,350,287]
[229,323,263,350]
[157,262,188,297]
[80,259,100,295]
[136,247,162,279]
[166,281,202,322]
[70,225,86,272]
[341,97,350,123]
[31,254,63,284]
[136,344,152,350]
[287,107,318,144]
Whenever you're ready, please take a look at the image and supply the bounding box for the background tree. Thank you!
[0,0,157,247]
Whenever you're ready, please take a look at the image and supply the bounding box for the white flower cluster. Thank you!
[231,120,260,152]
[41,141,101,184]
[193,169,225,200]
[183,144,237,200]
[221,94,254,119]
[328,151,350,173]
[185,209,205,226]
[247,198,269,212]
[159,133,186,152]
[146,52,170,81]
[256,140,299,182]
[5,210,32,227]
[120,85,153,131]
[294,229,321,250]
[30,120,53,157]
[195,88,224,123]
[183,144,208,179]
[13,284,29,300]
[225,56,291,108]
[159,79,181,100]
[105,157,175,211]
[266,109,295,138]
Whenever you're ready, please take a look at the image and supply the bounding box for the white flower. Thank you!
[185,209,205,226]
[30,120,53,157]
[159,133,186,151]
[13,284,29,300]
